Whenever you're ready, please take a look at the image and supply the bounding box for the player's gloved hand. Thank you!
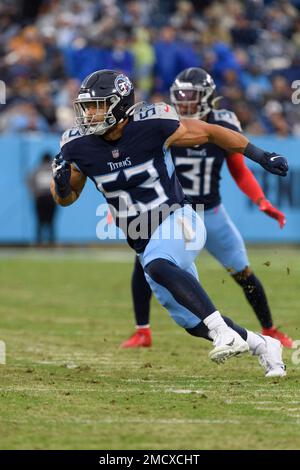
[260,152,288,177]
[257,198,286,228]
[244,144,288,177]
[52,153,71,198]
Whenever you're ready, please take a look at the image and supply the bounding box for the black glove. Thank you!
[260,152,288,177]
[244,143,288,177]
[52,153,71,197]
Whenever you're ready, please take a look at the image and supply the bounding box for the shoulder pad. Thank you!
[212,109,242,131]
[133,102,179,122]
[60,127,82,148]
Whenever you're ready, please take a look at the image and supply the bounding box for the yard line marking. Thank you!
[65,417,242,425]
[3,416,300,427]
[2,417,241,425]
[165,388,206,395]
[224,401,300,405]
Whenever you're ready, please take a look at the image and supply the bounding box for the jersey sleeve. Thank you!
[155,102,180,139]
[133,102,180,142]
[59,128,83,171]
[60,127,81,149]
[211,109,242,133]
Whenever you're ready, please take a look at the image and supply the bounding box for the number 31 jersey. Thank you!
[60,102,185,253]
[171,109,242,210]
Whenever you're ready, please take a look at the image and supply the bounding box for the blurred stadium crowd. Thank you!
[1,0,300,136]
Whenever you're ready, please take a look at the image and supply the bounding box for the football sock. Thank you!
[132,256,152,326]
[233,272,273,328]
[246,330,266,355]
[203,311,228,331]
[144,258,216,321]
[221,315,248,341]
[203,311,232,340]
[186,321,211,340]
[186,315,247,341]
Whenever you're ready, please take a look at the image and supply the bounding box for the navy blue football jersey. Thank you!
[60,102,184,253]
[171,109,242,210]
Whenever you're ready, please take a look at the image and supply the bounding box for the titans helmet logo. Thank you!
[114,74,132,96]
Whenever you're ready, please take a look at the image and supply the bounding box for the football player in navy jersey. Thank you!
[123,67,293,350]
[51,69,288,377]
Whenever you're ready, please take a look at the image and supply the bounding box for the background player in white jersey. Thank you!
[122,68,293,350]
[50,69,288,377]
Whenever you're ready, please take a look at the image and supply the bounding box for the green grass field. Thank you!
[0,246,300,450]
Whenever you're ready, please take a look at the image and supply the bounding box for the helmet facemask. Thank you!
[170,81,216,120]
[74,94,121,135]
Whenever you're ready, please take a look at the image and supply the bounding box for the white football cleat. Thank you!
[209,327,249,364]
[258,335,286,378]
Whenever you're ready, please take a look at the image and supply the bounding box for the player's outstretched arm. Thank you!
[226,153,286,228]
[167,118,249,153]
[50,154,87,206]
[166,119,288,177]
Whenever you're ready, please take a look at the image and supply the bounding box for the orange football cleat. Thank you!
[121,327,152,348]
[262,326,293,349]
